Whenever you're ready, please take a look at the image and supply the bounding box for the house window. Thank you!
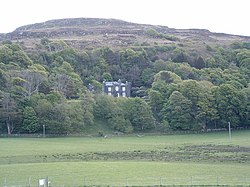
[122,87,126,91]
[122,92,126,97]
[108,87,112,92]
[108,92,112,96]
[115,86,119,91]
[117,93,120,97]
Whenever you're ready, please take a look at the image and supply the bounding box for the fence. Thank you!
[2,175,250,186]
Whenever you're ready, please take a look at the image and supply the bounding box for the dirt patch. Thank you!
[38,144,250,163]
[1,144,249,165]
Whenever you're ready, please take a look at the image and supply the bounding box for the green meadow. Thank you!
[0,130,250,186]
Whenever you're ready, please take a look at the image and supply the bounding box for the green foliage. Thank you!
[94,94,116,120]
[123,97,155,131]
[102,72,112,81]
[0,35,250,134]
[191,56,205,69]
[196,81,219,128]
[108,111,133,133]
[66,101,85,132]
[94,95,134,133]
[22,106,39,133]
[240,87,250,127]
[172,48,189,62]
[148,89,163,119]
[154,70,182,84]
[146,29,179,41]
[213,84,243,127]
[0,44,32,67]
[161,91,193,130]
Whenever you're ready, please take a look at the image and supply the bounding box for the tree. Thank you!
[196,81,219,129]
[0,68,7,90]
[45,103,72,134]
[174,63,197,80]
[191,56,205,69]
[0,43,32,67]
[123,98,155,131]
[100,47,118,65]
[66,102,85,132]
[0,92,21,134]
[0,45,12,63]
[153,60,168,73]
[102,72,112,81]
[80,91,95,125]
[213,84,243,127]
[154,71,182,84]
[172,48,189,63]
[51,61,85,98]
[148,89,163,120]
[22,106,39,133]
[94,94,116,120]
[94,95,134,133]
[240,87,250,127]
[161,91,193,130]
[107,104,133,133]
[15,66,47,99]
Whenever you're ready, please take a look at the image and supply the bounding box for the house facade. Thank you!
[103,79,131,97]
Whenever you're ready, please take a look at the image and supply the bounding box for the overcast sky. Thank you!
[1,0,249,36]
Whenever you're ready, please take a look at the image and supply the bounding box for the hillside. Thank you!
[0,18,249,135]
[1,18,250,50]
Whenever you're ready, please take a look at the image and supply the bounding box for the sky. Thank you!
[1,0,250,36]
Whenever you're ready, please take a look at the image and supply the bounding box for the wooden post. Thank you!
[43,125,46,138]
[228,121,231,140]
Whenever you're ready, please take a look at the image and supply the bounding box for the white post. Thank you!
[228,121,231,140]
[29,176,31,187]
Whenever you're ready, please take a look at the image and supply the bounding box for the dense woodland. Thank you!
[0,28,250,135]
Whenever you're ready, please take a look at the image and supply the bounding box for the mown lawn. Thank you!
[0,130,249,186]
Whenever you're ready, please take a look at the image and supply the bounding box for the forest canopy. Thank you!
[0,38,249,135]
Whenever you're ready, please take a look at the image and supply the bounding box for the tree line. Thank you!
[0,39,249,134]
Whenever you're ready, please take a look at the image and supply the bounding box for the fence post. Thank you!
[29,176,31,187]
[190,176,193,186]
[83,176,86,186]
[126,177,129,187]
[217,176,219,186]
[160,177,163,186]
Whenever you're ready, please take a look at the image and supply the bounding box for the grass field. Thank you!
[0,130,250,186]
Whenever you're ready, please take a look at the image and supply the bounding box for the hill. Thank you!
[0,18,249,135]
[1,17,250,50]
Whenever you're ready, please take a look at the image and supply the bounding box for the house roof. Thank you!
[104,81,126,86]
